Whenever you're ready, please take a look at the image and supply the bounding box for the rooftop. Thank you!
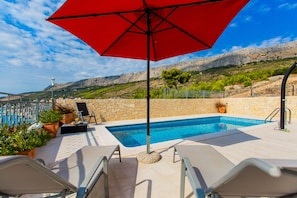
[35,114,297,198]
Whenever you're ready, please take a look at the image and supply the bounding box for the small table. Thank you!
[61,123,88,134]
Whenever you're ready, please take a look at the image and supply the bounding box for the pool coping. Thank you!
[93,113,277,156]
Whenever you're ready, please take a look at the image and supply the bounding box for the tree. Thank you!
[161,68,191,90]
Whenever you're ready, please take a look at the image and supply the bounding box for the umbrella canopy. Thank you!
[47,0,249,155]
[47,0,249,61]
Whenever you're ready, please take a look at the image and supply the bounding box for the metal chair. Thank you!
[76,102,98,124]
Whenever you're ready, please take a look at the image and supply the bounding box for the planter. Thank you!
[43,121,60,137]
[61,113,74,124]
[17,148,36,159]
[218,106,226,113]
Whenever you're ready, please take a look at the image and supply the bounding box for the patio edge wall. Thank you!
[56,96,297,122]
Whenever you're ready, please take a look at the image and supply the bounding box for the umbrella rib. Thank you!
[150,7,176,33]
[117,11,176,36]
[148,0,223,13]
[118,13,147,34]
[171,23,212,48]
[47,9,144,21]
[149,1,217,48]
[148,7,177,60]
[101,0,216,56]
[101,13,147,55]
[48,0,225,56]
[152,10,212,48]
[47,0,222,21]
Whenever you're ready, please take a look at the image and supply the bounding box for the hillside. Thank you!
[47,57,297,99]
[226,74,297,97]
[2,41,297,102]
[52,40,297,90]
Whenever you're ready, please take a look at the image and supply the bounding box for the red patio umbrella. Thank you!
[47,0,249,156]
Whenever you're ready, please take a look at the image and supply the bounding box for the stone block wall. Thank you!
[56,96,297,122]
[224,96,297,121]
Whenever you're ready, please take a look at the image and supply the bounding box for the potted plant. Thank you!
[0,123,54,158]
[38,109,63,137]
[55,103,75,124]
[215,101,227,113]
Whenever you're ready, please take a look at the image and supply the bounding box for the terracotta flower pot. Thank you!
[17,148,36,159]
[218,106,226,113]
[61,113,73,124]
[43,121,60,137]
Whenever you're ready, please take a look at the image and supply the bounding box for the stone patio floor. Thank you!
[35,114,297,198]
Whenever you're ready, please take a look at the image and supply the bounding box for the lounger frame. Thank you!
[175,145,297,198]
[0,145,122,198]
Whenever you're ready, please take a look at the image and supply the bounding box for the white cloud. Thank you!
[278,3,297,9]
[223,36,293,54]
[249,37,292,48]
[244,16,252,22]
[0,0,297,94]
[229,23,238,28]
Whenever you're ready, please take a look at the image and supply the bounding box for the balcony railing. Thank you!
[0,92,52,126]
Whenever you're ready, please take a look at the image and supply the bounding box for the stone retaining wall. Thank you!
[56,96,297,122]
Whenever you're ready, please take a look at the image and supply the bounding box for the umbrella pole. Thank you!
[146,9,151,154]
[136,8,161,163]
[146,57,150,154]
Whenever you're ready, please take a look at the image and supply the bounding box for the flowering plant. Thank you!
[215,101,226,108]
[0,123,53,155]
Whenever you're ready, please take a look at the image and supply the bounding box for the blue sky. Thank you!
[1,0,297,94]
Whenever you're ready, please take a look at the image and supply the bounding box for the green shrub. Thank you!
[0,123,54,155]
[38,110,63,123]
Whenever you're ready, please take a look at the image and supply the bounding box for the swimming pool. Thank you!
[106,116,267,147]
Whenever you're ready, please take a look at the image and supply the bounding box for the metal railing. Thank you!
[162,85,297,99]
[265,107,291,124]
[0,98,52,126]
[163,89,224,98]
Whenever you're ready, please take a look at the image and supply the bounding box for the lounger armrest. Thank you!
[77,156,109,198]
[0,156,77,196]
[205,158,282,196]
[181,157,205,198]
[78,111,83,120]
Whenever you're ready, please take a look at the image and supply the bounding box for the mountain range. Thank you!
[52,40,297,90]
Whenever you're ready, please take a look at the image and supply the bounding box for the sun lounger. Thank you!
[0,145,121,198]
[174,145,297,198]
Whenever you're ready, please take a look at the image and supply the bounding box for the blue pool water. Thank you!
[107,116,266,147]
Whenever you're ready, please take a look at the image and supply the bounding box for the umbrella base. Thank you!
[137,151,161,164]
